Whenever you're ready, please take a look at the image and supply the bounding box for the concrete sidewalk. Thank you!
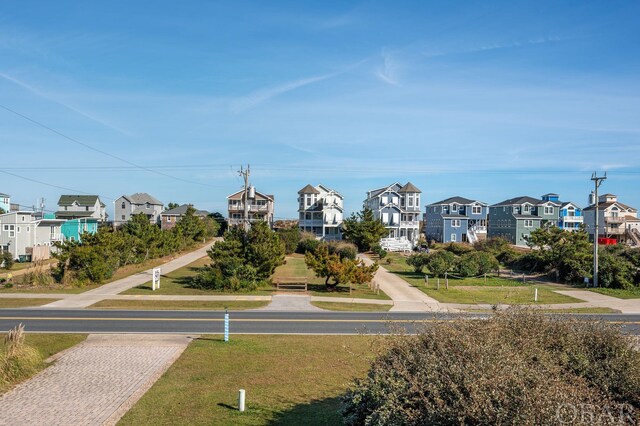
[42,243,215,309]
[0,334,193,426]
[554,290,640,314]
[259,294,323,311]
[359,254,453,312]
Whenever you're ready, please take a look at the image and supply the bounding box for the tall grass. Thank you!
[0,324,42,392]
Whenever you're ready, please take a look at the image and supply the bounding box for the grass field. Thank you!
[119,335,376,425]
[422,285,581,304]
[0,298,60,308]
[0,334,86,394]
[588,287,640,299]
[272,256,390,300]
[380,253,580,305]
[88,300,269,310]
[311,301,392,312]
[463,307,618,314]
[124,256,273,296]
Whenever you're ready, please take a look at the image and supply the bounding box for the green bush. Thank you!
[0,251,14,270]
[406,253,428,273]
[277,227,302,255]
[456,251,500,277]
[371,244,387,259]
[442,242,474,255]
[327,241,358,261]
[0,325,43,392]
[342,309,640,425]
[296,235,321,254]
[599,250,637,289]
[425,250,456,277]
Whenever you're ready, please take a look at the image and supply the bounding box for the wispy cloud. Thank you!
[422,36,567,59]
[230,60,366,113]
[0,72,132,136]
[375,50,401,86]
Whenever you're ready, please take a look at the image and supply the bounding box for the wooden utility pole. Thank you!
[591,172,607,288]
[238,165,250,232]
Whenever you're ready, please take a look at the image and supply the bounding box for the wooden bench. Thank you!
[275,277,308,292]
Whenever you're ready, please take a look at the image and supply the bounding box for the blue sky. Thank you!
[1,1,639,218]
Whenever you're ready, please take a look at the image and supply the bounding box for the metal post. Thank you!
[445,272,448,290]
[425,275,429,287]
[522,273,525,284]
[238,389,245,412]
[591,172,606,288]
[224,308,229,342]
[534,288,538,302]
[437,278,440,290]
[484,273,487,285]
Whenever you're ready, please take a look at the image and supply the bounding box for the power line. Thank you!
[0,103,221,189]
[0,169,117,202]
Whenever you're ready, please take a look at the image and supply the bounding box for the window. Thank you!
[2,225,7,231]
[21,216,25,222]
[121,202,126,209]
[382,212,389,223]
[85,206,89,211]
[26,227,30,232]
[16,227,20,233]
[146,202,150,208]
[167,216,172,222]
[523,205,530,212]
[451,234,457,242]
[524,220,533,228]
[408,196,413,207]
[472,205,482,214]
[451,219,461,227]
[544,206,554,215]
[121,215,126,220]
[452,204,458,211]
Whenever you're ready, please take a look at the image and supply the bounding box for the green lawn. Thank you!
[0,298,60,308]
[463,307,618,314]
[0,334,86,393]
[273,256,390,300]
[88,300,269,310]
[311,301,392,312]
[119,335,375,425]
[124,256,273,296]
[588,287,640,299]
[0,284,100,294]
[421,285,581,304]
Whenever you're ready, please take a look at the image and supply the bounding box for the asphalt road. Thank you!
[1,309,639,335]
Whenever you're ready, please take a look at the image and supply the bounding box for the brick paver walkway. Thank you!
[0,334,193,426]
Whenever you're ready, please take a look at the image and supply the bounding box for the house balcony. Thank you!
[561,216,583,222]
[402,206,422,213]
[300,220,324,227]
[605,216,625,224]
[50,233,64,241]
[470,225,487,233]
[228,204,269,212]
[604,226,625,235]
[400,220,419,227]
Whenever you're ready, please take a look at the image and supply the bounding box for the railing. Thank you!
[299,220,324,226]
[604,226,625,235]
[228,204,270,212]
[50,233,63,241]
[400,221,419,227]
[561,216,583,222]
[605,216,625,223]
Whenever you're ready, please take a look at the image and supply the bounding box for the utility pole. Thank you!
[238,165,250,232]
[591,172,607,288]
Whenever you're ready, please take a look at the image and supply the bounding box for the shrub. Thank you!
[424,250,456,277]
[442,242,474,255]
[327,241,358,261]
[342,309,640,425]
[599,250,636,289]
[0,251,13,270]
[277,227,301,255]
[456,251,500,277]
[371,244,387,259]
[475,237,519,264]
[406,253,428,273]
[0,324,42,391]
[296,232,321,254]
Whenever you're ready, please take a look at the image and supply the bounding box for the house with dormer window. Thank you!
[487,195,560,246]
[298,184,343,240]
[583,193,639,245]
[55,195,107,222]
[424,196,488,243]
[364,182,422,248]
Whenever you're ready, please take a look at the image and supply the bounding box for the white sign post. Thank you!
[152,268,161,291]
